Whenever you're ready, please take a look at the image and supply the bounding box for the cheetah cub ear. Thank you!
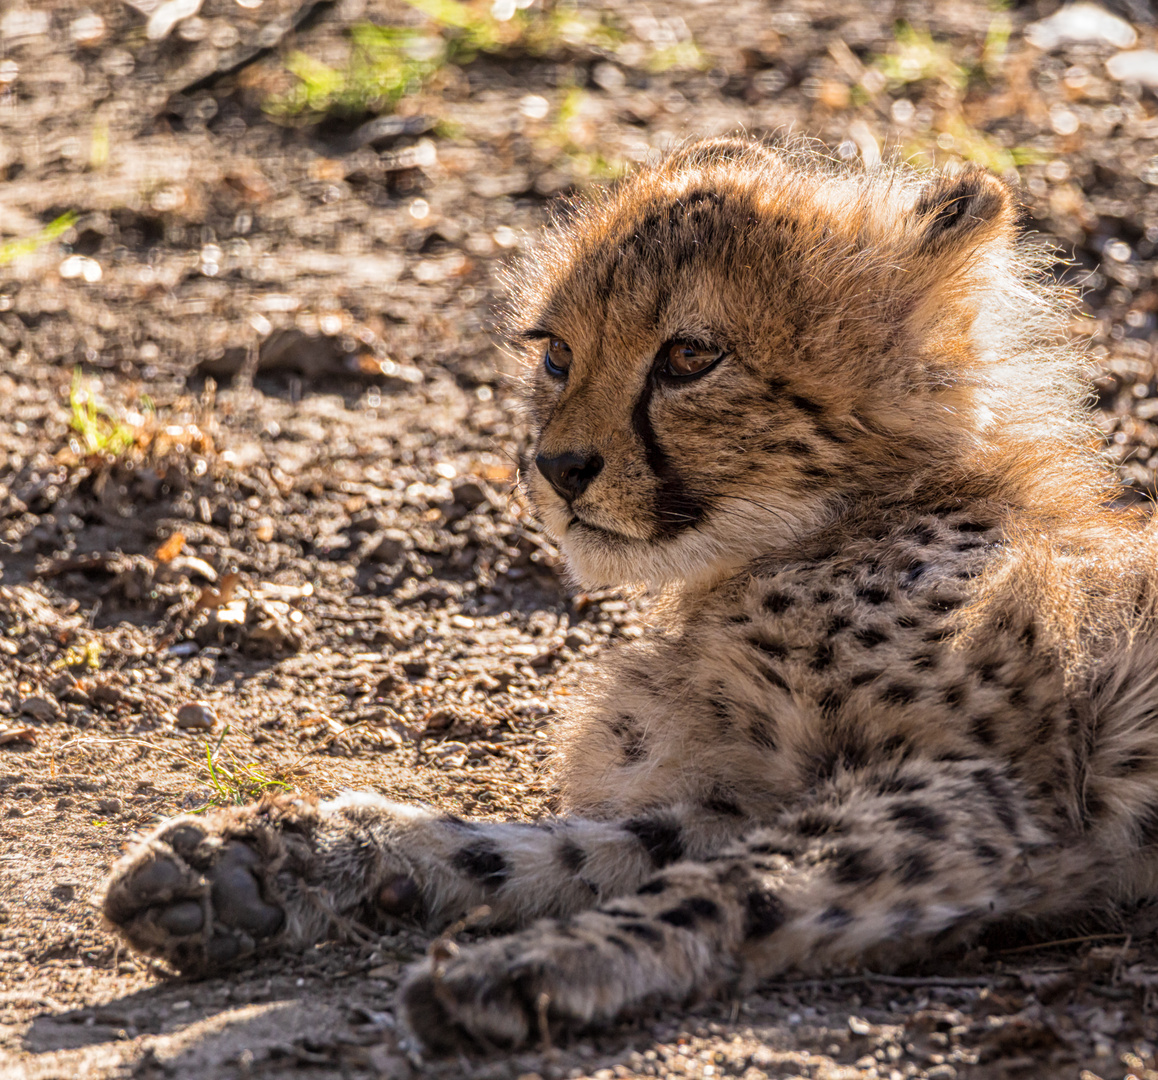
[913,166,1017,255]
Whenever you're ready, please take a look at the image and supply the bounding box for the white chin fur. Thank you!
[556,497,822,592]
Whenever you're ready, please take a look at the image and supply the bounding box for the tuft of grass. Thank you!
[51,639,103,672]
[981,12,1012,80]
[0,211,77,268]
[90,120,110,171]
[68,368,137,458]
[269,24,440,119]
[540,85,627,180]
[200,726,293,808]
[265,1,625,122]
[876,22,967,91]
[647,40,708,74]
[905,116,1046,174]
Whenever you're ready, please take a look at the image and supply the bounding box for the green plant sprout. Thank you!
[202,726,292,808]
[904,116,1047,174]
[877,22,967,91]
[68,368,136,458]
[265,1,625,121]
[0,211,77,268]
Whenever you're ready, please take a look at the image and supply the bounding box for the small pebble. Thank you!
[97,797,122,815]
[564,628,592,649]
[20,696,59,723]
[848,1015,873,1035]
[1027,3,1136,51]
[69,12,105,45]
[365,529,409,564]
[175,702,217,730]
[450,480,487,509]
[1106,49,1158,88]
[427,740,469,758]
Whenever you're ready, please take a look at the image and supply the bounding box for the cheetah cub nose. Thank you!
[535,450,604,502]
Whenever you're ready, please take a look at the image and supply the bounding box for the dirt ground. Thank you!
[7,0,1158,1077]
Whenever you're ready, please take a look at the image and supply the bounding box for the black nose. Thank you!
[535,450,604,502]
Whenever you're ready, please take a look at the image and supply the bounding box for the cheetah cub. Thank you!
[104,138,1158,1052]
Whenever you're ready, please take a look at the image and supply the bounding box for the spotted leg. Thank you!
[101,792,747,974]
[399,758,1098,1052]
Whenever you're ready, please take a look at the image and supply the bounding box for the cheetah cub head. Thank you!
[515,137,1054,592]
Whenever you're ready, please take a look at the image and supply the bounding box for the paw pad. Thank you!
[103,818,285,973]
[378,874,420,917]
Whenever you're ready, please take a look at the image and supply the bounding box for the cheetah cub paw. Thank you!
[101,799,317,973]
[102,794,427,973]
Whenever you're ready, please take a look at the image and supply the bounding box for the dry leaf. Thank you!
[153,532,186,563]
[194,570,240,612]
[0,727,37,746]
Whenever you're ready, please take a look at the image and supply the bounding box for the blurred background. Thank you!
[7,2,1158,1078]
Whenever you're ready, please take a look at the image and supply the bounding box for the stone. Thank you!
[1026,3,1136,51]
[175,702,217,730]
[19,696,59,723]
[1107,49,1158,87]
[365,529,410,564]
[450,480,488,510]
[564,628,592,649]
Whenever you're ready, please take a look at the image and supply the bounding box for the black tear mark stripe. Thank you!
[630,372,707,538]
[451,839,510,884]
[625,816,686,867]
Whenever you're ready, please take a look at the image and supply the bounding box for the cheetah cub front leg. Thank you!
[399,761,1095,1052]
[101,793,742,974]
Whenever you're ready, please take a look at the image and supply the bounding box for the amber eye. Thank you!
[661,340,724,378]
[544,338,572,378]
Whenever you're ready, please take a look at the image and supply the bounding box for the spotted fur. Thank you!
[101,139,1158,1053]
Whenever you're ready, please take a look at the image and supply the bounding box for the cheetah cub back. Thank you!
[102,139,1158,1052]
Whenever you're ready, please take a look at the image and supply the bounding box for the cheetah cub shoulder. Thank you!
[102,138,1158,1052]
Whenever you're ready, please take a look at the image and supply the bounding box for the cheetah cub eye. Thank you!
[660,340,724,379]
[544,338,572,378]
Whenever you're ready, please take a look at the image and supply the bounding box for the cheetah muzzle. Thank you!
[101,137,1158,1053]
